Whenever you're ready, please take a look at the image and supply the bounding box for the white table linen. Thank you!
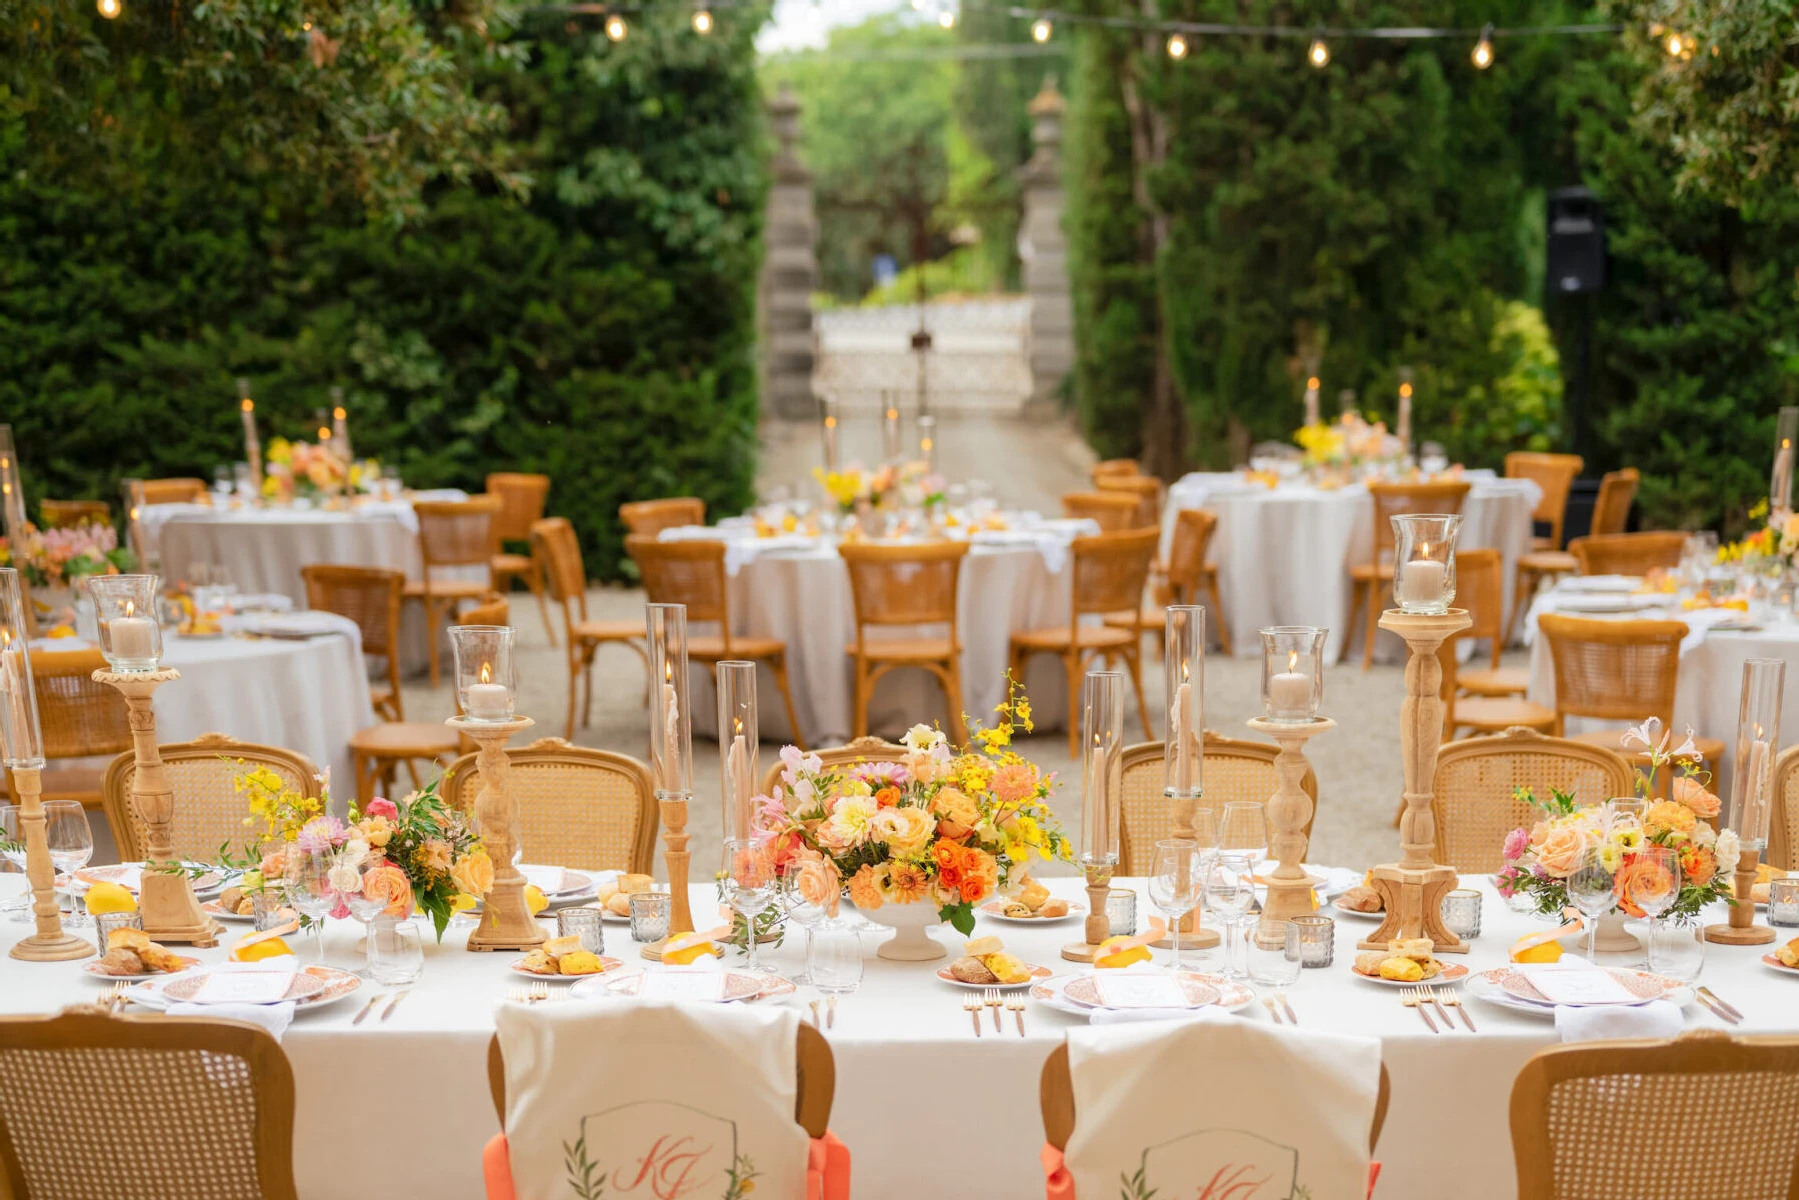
[1160,471,1540,663]
[4,874,1793,1200]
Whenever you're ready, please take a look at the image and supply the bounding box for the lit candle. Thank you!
[238,384,264,497]
[661,674,681,793]
[1172,679,1196,793]
[108,600,156,663]
[1269,651,1312,718]
[820,398,840,473]
[0,634,29,752]
[1773,441,1793,516]
[1398,545,1447,608]
[1747,735,1772,841]
[882,398,902,462]
[331,390,352,462]
[727,724,751,837]
[1396,374,1413,452]
[1303,376,1321,428]
[466,661,511,720]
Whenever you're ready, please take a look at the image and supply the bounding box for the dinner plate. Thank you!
[510,955,624,980]
[75,863,229,898]
[124,965,362,1012]
[1350,962,1470,988]
[1563,575,1642,594]
[1760,954,1799,977]
[1497,965,1681,1007]
[935,962,1053,989]
[978,899,1086,924]
[1464,967,1693,1017]
[84,955,202,979]
[568,968,796,1003]
[1030,971,1256,1017]
[1253,863,1358,901]
[1552,595,1660,614]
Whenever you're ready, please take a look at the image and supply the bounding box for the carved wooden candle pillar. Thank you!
[642,603,695,962]
[1249,716,1333,925]
[1064,671,1124,962]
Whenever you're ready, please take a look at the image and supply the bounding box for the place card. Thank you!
[1517,964,1639,1006]
[520,864,567,895]
[641,971,727,1003]
[190,970,296,1005]
[1091,973,1190,1009]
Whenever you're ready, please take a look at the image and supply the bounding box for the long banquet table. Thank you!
[3,873,1793,1200]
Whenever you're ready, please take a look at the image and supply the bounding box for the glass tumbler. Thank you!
[629,891,671,943]
[366,920,424,985]
[1247,922,1302,987]
[1442,889,1483,940]
[808,918,864,996]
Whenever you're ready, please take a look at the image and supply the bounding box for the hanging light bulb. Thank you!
[605,12,627,40]
[1471,24,1493,68]
[1664,31,1683,56]
[692,8,712,33]
[1031,17,1052,42]
[937,7,955,28]
[96,0,122,18]
[1307,36,1330,68]
[1166,32,1188,59]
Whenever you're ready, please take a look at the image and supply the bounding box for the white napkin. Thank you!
[1089,1005,1236,1027]
[166,1001,296,1041]
[1554,999,1684,1043]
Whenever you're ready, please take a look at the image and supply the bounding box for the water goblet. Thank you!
[1568,848,1619,962]
[1147,839,1202,973]
[780,869,829,985]
[44,801,93,928]
[723,838,778,976]
[285,845,339,964]
[1218,802,1268,866]
[1626,846,1681,974]
[0,805,30,923]
[1203,854,1256,980]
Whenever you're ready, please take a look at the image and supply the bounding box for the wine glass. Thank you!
[1147,839,1202,973]
[1218,802,1268,867]
[1203,854,1256,979]
[1568,847,1618,962]
[779,869,829,985]
[1627,846,1682,974]
[0,805,30,923]
[723,838,778,976]
[285,845,338,963]
[44,802,93,928]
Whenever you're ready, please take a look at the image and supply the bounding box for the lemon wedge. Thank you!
[231,936,293,963]
[524,885,549,915]
[1094,935,1151,969]
[84,880,137,915]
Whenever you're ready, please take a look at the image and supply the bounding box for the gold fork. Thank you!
[963,995,983,1037]
[984,987,1003,1033]
[1005,994,1026,1037]
[1401,987,1438,1033]
[1423,984,1453,1029]
[1437,986,1476,1032]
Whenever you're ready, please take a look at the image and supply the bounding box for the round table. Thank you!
[3,873,1792,1200]
[1159,470,1541,663]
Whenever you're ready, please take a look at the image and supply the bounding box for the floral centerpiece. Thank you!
[0,521,135,589]
[221,764,488,941]
[1293,411,1405,478]
[1497,719,1738,932]
[755,682,1071,958]
[263,437,348,502]
[1717,499,1797,577]
[813,460,945,516]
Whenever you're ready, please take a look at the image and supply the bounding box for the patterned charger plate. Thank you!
[1492,966,1680,1007]
[1060,971,1222,1010]
[85,955,201,979]
[936,962,1053,989]
[162,969,330,1006]
[1031,971,1254,1017]
[510,955,624,979]
[979,899,1085,923]
[569,968,796,1003]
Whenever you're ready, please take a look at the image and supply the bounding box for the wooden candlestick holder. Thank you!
[1061,862,1116,962]
[1359,609,1470,954]
[1248,716,1333,925]
[640,791,694,962]
[1152,786,1219,950]
[1706,849,1777,945]
[95,668,218,947]
[451,715,546,952]
[8,764,93,961]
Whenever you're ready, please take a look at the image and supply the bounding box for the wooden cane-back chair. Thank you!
[1009,528,1159,755]
[1089,458,1140,483]
[1349,479,1472,668]
[626,535,807,749]
[1444,549,1553,739]
[1060,490,1141,533]
[460,592,510,629]
[13,648,131,813]
[445,737,657,873]
[1568,530,1685,578]
[1432,728,1634,873]
[102,734,320,864]
[1115,737,1317,874]
[839,540,970,745]
[1094,474,1162,530]
[756,736,908,797]
[139,478,210,506]
[488,1022,834,1138]
[38,500,111,530]
[1510,1031,1799,1200]
[301,564,405,721]
[1770,744,1799,872]
[531,518,648,740]
[0,1007,299,1200]
[484,473,554,644]
[405,496,502,686]
[1102,506,1233,654]
[619,497,706,537]
[1041,1042,1390,1155]
[1505,452,1583,552]
[1589,467,1641,536]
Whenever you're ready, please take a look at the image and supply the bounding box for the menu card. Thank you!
[640,971,727,1002]
[1517,964,1640,1006]
[520,864,567,895]
[1091,973,1190,1009]
[190,971,296,1005]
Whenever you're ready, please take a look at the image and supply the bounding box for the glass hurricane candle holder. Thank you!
[1163,605,1205,800]
[1259,627,1325,723]
[88,574,163,671]
[0,570,45,768]
[447,624,516,723]
[1727,658,1785,852]
[1773,406,1799,516]
[718,661,759,844]
[1079,671,1126,871]
[0,427,27,542]
[1391,514,1461,614]
[646,604,693,797]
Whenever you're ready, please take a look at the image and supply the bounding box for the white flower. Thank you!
[901,723,946,754]
[1715,829,1742,878]
[1668,728,1701,763]
[817,796,878,851]
[1621,717,1666,755]
[327,863,362,895]
[1691,821,1718,850]
[338,838,370,870]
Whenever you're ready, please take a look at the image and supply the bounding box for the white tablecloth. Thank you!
[2,874,1792,1200]
[1160,471,1541,663]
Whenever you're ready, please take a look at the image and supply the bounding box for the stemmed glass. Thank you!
[1568,847,1619,962]
[723,838,778,976]
[1627,846,1682,974]
[44,801,93,928]
[285,845,338,964]
[343,862,388,974]
[1148,839,1202,973]
[1204,854,1256,979]
[0,805,30,922]
[1218,802,1269,867]
[779,869,829,985]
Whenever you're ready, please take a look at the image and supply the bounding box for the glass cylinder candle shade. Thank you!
[1726,658,1785,851]
[88,574,162,672]
[718,661,759,845]
[819,396,841,473]
[646,603,693,797]
[1391,513,1461,614]
[121,479,147,564]
[447,624,515,723]
[881,395,903,462]
[1163,605,1205,799]
[1259,627,1325,723]
[0,570,45,768]
[0,426,27,543]
[1773,406,1799,516]
[916,414,938,474]
[1080,671,1125,870]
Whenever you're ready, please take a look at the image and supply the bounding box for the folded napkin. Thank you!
[1089,1004,1235,1027]
[166,1000,296,1040]
[1554,999,1684,1043]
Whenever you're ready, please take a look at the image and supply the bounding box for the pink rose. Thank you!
[1535,825,1589,879]
[365,798,399,821]
[1671,776,1721,819]
[1502,828,1530,862]
[258,850,286,880]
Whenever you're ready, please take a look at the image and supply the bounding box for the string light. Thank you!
[1471,23,1493,68]
[1031,16,1051,42]
[1664,31,1682,56]
[692,7,711,32]
[96,0,121,17]
[1166,31,1187,58]
[937,8,955,28]
[1307,36,1330,67]
[605,12,627,38]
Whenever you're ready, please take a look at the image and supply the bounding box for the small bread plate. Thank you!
[1330,898,1385,921]
[979,899,1085,924]
[1760,953,1799,977]
[1349,962,1470,988]
[1563,575,1642,594]
[84,955,202,979]
[510,955,624,980]
[1252,863,1357,901]
[1031,970,1255,1018]
[124,965,362,1013]
[935,962,1053,989]
[568,968,796,1004]
[75,863,229,898]
[1465,966,1692,1017]
[202,898,298,923]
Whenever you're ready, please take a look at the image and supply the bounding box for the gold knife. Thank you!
[352,992,388,1026]
[1697,986,1743,1022]
[1278,991,1298,1025]
[380,990,410,1022]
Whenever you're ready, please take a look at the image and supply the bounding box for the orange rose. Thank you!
[1613,856,1677,918]
[846,864,884,911]
[1671,776,1721,819]
[932,842,964,893]
[360,864,414,918]
[873,786,902,809]
[792,851,840,918]
[1682,845,1717,888]
[1534,825,1588,879]
[956,847,999,904]
[1645,800,1697,836]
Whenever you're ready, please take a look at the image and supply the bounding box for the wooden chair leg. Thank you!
[530,562,556,648]
[1506,567,1535,647]
[1361,578,1379,670]
[581,651,595,729]
[769,653,808,752]
[353,750,374,806]
[1206,572,1233,656]
[565,655,579,741]
[404,757,424,792]
[1064,649,1083,758]
[941,659,969,747]
[1124,646,1155,739]
[426,597,444,687]
[851,655,868,740]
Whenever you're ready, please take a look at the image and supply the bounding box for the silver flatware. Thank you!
[826,994,837,1030]
[352,992,388,1026]
[381,989,411,1021]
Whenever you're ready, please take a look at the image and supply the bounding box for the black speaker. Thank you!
[1547,187,1605,294]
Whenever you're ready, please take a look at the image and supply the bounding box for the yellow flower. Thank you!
[1610,824,1645,854]
[450,851,495,897]
[1645,800,1696,836]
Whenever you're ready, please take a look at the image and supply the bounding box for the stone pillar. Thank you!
[760,83,820,420]
[1019,78,1073,410]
